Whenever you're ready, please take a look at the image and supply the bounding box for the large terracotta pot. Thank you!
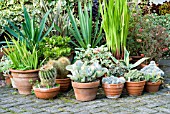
[125,80,146,96]
[56,78,71,92]
[145,81,161,93]
[102,83,124,98]
[10,69,39,95]
[72,80,100,101]
[33,86,60,99]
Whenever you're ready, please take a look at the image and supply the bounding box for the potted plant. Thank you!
[102,76,125,98]
[124,69,146,96]
[140,61,164,93]
[0,55,16,88]
[66,60,108,101]
[33,62,60,99]
[47,57,71,92]
[145,74,164,93]
[100,0,130,59]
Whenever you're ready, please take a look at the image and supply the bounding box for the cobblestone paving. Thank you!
[0,84,170,114]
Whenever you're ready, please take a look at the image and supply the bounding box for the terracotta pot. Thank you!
[102,83,124,98]
[72,80,100,101]
[145,81,161,93]
[125,80,146,96]
[140,63,159,68]
[56,78,71,92]
[3,74,11,86]
[10,69,39,95]
[33,86,60,99]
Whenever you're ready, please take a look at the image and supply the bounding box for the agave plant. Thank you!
[99,0,130,59]
[67,0,103,49]
[5,6,54,51]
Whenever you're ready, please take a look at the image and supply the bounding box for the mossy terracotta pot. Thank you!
[10,69,39,95]
[72,80,100,101]
[102,83,124,98]
[145,81,161,93]
[125,80,146,96]
[33,86,60,99]
[56,78,71,92]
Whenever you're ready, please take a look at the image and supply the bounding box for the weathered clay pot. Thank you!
[56,78,71,92]
[72,80,100,101]
[10,69,39,95]
[103,83,124,98]
[145,81,161,93]
[125,80,146,96]
[33,86,60,99]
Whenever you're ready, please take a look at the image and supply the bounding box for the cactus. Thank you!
[66,60,108,83]
[47,57,71,79]
[102,76,125,84]
[124,69,145,82]
[39,64,57,87]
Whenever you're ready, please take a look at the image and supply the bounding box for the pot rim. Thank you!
[10,69,39,73]
[126,80,146,84]
[102,83,124,86]
[146,80,161,85]
[33,85,60,92]
[72,80,100,88]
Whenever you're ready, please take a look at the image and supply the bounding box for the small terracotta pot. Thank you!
[125,80,146,96]
[3,74,11,86]
[10,69,39,95]
[140,63,159,68]
[72,80,100,101]
[33,86,60,99]
[56,78,71,92]
[145,81,161,93]
[102,83,124,98]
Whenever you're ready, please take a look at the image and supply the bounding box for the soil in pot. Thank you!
[72,80,100,101]
[145,81,161,93]
[102,83,124,98]
[33,85,60,99]
[56,78,71,92]
[125,80,146,96]
[10,69,39,95]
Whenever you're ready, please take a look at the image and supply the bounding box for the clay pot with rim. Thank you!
[125,80,146,96]
[72,80,100,101]
[10,69,39,95]
[145,81,161,93]
[33,85,60,99]
[102,83,124,98]
[56,78,71,92]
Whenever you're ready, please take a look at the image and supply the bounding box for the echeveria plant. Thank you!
[66,60,108,83]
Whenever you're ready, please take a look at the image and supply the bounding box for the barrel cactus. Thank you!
[39,64,57,87]
[47,57,70,79]
[66,60,108,83]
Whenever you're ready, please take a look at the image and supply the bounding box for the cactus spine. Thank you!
[39,64,57,87]
[47,57,71,79]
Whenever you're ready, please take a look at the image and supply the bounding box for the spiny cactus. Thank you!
[47,57,71,79]
[39,64,57,87]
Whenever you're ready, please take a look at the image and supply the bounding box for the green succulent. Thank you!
[66,60,108,83]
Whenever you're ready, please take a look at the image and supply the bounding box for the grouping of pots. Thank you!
[6,69,162,101]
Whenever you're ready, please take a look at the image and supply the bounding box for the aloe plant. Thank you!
[5,6,54,51]
[99,0,130,59]
[67,1,102,48]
